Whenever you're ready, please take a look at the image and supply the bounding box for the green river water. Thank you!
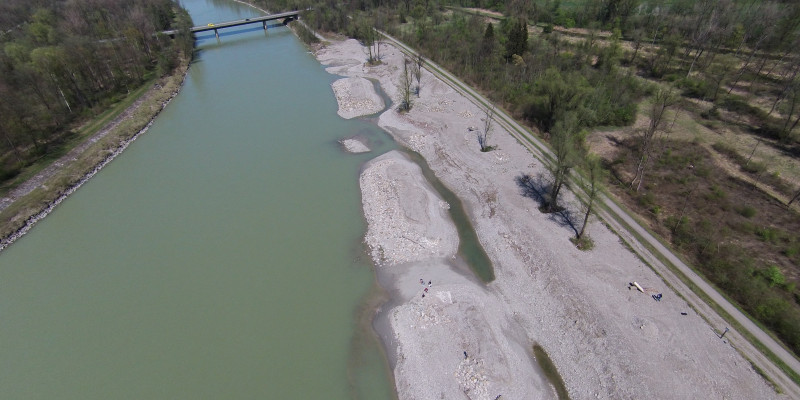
[0,1,397,398]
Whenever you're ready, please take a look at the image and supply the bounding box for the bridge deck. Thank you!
[190,11,299,33]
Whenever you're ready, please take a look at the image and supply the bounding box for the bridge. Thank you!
[163,10,301,38]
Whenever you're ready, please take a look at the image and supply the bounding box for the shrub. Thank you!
[742,161,767,174]
[677,76,710,99]
[719,95,767,120]
[756,227,780,243]
[695,164,711,178]
[785,242,799,258]
[736,205,757,218]
[0,165,21,181]
[700,106,720,119]
[666,215,692,247]
[570,234,594,250]
[761,265,787,287]
[651,205,661,215]
[638,191,656,207]
[708,184,727,200]
[712,142,742,162]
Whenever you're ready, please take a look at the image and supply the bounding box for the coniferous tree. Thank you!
[481,22,495,58]
[504,19,527,60]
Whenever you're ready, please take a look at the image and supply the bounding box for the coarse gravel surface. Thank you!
[317,38,782,400]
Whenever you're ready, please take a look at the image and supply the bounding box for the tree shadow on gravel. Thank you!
[515,173,580,237]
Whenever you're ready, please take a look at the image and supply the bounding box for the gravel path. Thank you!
[0,92,152,213]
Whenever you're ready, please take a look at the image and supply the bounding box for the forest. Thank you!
[0,0,193,186]
[253,0,800,369]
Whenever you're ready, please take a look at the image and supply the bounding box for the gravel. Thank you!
[316,38,780,400]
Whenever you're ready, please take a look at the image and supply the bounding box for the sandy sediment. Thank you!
[317,39,779,399]
[340,138,371,153]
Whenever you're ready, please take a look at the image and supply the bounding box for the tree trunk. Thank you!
[0,124,23,163]
[746,138,761,165]
[630,150,647,189]
[765,47,792,78]
[749,54,770,94]
[630,40,641,65]
[687,47,705,77]
[789,189,800,206]
[550,174,564,211]
[51,74,72,113]
[636,165,647,192]
[578,193,594,239]
[768,64,800,117]
[729,57,751,94]
[784,94,800,136]
[789,109,800,134]
[674,181,699,231]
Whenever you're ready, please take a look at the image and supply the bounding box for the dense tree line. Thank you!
[0,0,193,183]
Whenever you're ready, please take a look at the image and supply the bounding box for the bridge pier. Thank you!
[214,28,219,38]
[263,20,267,30]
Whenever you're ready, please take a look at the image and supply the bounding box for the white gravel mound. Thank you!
[340,138,370,153]
[360,151,457,266]
[332,77,384,119]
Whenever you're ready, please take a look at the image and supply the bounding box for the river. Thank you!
[0,0,396,398]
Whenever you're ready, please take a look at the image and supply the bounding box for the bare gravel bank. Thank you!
[332,77,385,119]
[317,38,780,399]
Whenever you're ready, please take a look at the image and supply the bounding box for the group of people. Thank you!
[419,278,432,297]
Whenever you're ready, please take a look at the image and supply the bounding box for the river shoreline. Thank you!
[316,38,781,399]
[0,60,190,253]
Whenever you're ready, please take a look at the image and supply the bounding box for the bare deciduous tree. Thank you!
[576,156,603,241]
[399,57,413,112]
[545,113,579,212]
[630,88,677,192]
[413,52,423,96]
[476,104,495,152]
[363,22,382,65]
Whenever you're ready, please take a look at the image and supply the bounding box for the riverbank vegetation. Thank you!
[252,0,800,360]
[0,0,193,242]
[0,0,193,193]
